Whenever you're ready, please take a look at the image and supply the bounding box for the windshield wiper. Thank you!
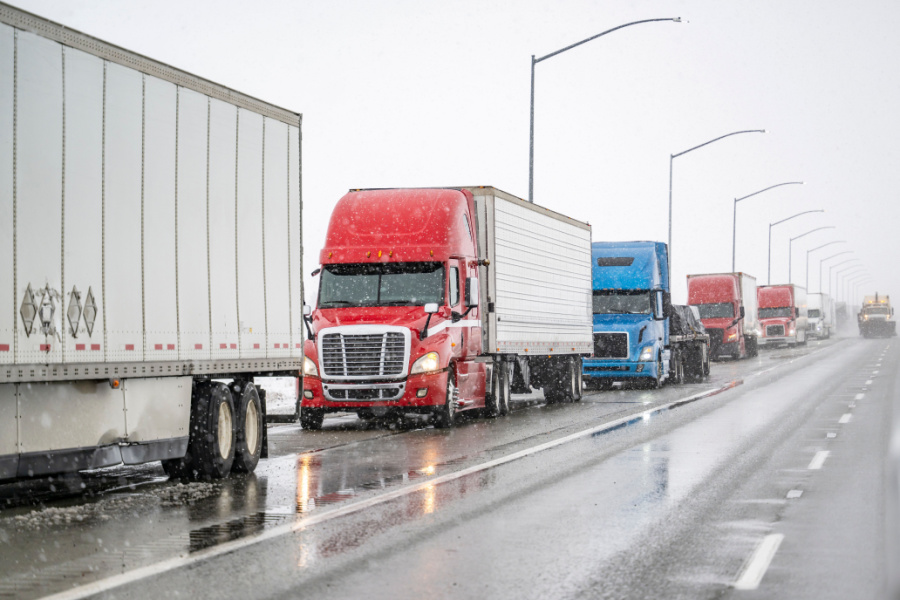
[378,300,417,306]
[320,300,355,307]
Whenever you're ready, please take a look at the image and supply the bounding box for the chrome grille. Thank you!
[325,387,404,401]
[593,333,628,359]
[766,324,785,337]
[321,332,406,377]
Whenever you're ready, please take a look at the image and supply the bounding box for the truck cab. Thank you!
[301,188,485,428]
[686,272,759,359]
[758,284,807,346]
[582,242,670,388]
[858,293,896,338]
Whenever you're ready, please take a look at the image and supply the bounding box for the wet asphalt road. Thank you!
[1,336,898,599]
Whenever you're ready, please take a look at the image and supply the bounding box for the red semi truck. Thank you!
[758,284,808,346]
[686,272,759,359]
[300,187,593,429]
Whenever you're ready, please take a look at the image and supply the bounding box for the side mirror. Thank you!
[795,307,800,318]
[303,304,312,317]
[421,303,439,340]
[465,277,479,307]
[311,268,321,277]
[740,306,746,318]
[654,290,665,320]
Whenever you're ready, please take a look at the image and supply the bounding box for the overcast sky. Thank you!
[11,0,900,305]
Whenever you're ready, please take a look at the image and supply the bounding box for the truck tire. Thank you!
[684,348,701,383]
[542,358,570,403]
[230,382,263,473]
[433,368,458,428]
[162,381,236,480]
[649,354,664,389]
[571,357,583,402]
[486,364,503,418]
[300,407,325,430]
[671,352,684,384]
[498,362,511,416]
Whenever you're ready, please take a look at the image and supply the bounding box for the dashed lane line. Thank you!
[734,533,785,590]
[808,450,830,470]
[839,413,852,424]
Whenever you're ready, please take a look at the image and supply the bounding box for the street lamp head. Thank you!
[673,17,682,22]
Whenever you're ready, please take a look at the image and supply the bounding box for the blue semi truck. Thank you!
[582,241,709,389]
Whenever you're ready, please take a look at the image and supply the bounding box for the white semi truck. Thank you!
[807,293,834,339]
[0,3,303,481]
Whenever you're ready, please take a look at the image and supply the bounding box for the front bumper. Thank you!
[759,334,797,346]
[583,359,658,381]
[711,340,740,359]
[301,370,449,411]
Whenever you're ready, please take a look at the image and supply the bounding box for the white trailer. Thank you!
[807,293,834,339]
[0,3,303,481]
[469,187,593,395]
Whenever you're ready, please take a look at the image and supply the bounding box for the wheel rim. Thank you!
[447,375,458,416]
[245,397,260,454]
[218,401,233,459]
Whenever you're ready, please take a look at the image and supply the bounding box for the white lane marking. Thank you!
[839,413,852,424]
[786,490,803,499]
[872,370,879,375]
[39,382,743,600]
[855,393,865,401]
[808,450,830,470]
[827,432,837,438]
[734,533,785,590]
[848,403,856,409]
[865,380,873,385]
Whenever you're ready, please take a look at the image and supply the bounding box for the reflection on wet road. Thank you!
[1,337,895,600]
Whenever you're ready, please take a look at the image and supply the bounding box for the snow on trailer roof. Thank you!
[348,186,592,231]
[0,1,300,126]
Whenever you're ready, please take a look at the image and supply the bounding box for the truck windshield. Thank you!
[318,262,444,308]
[592,291,651,315]
[808,309,821,318]
[694,303,734,319]
[759,307,793,318]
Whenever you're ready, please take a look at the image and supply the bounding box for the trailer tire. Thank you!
[684,348,701,383]
[498,362,511,416]
[163,381,236,480]
[671,352,684,385]
[571,357,583,402]
[433,367,458,429]
[486,365,503,418]
[300,407,325,430]
[231,382,263,474]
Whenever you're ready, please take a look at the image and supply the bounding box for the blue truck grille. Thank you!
[593,333,628,359]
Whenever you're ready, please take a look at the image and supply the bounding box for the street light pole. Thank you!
[830,261,862,299]
[818,251,853,295]
[805,240,845,290]
[669,129,765,274]
[767,209,825,284]
[788,226,835,283]
[732,181,803,272]
[845,273,869,304]
[528,17,681,203]
[835,265,865,302]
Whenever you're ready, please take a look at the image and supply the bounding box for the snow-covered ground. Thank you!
[255,377,299,416]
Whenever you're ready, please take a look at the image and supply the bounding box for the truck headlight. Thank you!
[411,351,441,374]
[727,331,738,342]
[303,356,319,378]
[638,346,654,361]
